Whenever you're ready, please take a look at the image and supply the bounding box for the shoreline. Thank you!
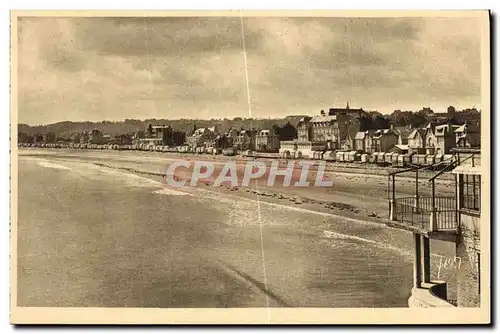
[18,148,456,227]
[92,161,389,226]
[17,147,459,304]
[17,147,455,181]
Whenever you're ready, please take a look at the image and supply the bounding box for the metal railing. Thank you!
[393,196,457,231]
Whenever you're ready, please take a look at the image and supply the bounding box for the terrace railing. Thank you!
[393,196,457,231]
[387,155,460,233]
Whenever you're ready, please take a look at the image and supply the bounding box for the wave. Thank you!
[37,161,71,170]
[94,166,192,196]
[97,168,164,188]
[323,230,411,255]
[153,188,193,196]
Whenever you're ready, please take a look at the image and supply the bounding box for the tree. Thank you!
[273,122,297,141]
[373,115,390,129]
[358,114,373,131]
[389,110,407,126]
[172,130,186,146]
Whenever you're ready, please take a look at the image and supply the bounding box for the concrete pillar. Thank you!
[422,236,431,283]
[389,199,397,221]
[413,195,420,213]
[413,233,422,288]
[429,207,437,231]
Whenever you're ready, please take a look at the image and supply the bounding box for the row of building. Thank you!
[21,104,480,156]
[134,124,281,153]
[346,121,480,155]
[279,106,480,159]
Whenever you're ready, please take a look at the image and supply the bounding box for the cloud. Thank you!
[75,17,263,57]
[16,15,483,125]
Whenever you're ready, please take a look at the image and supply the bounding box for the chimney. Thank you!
[447,119,453,132]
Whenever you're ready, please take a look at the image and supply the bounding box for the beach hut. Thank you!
[323,150,335,161]
[222,147,237,156]
[389,153,399,166]
[411,154,420,166]
[425,154,435,166]
[397,154,405,168]
[380,152,388,164]
[382,152,391,164]
[360,153,369,163]
[398,153,412,168]
[336,151,344,162]
[342,151,349,162]
[385,152,396,164]
[281,150,292,159]
[442,154,454,167]
[393,153,401,164]
[345,151,355,162]
[369,153,377,163]
[416,154,427,165]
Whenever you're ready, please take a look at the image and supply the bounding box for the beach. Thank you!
[16,148,458,308]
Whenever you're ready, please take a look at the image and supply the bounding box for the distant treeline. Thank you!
[18,116,306,140]
[18,106,480,139]
[360,106,481,130]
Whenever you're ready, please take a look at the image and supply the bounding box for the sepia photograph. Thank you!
[10,10,490,324]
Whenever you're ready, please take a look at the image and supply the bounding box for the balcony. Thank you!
[408,282,457,308]
[389,196,457,241]
[387,162,458,241]
[392,196,457,230]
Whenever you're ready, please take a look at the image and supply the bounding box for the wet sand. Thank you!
[16,148,459,307]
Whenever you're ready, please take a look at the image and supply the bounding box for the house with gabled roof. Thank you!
[354,131,367,152]
[434,123,460,154]
[423,123,439,154]
[297,116,312,143]
[407,128,426,154]
[363,130,377,154]
[255,129,280,152]
[372,128,399,152]
[454,122,480,148]
[234,129,257,151]
[186,127,217,148]
[394,125,413,145]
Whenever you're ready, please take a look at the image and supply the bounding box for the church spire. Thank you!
[346,101,350,109]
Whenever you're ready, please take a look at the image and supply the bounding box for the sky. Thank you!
[17,15,483,125]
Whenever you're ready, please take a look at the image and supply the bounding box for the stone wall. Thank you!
[456,216,481,307]
[408,282,455,308]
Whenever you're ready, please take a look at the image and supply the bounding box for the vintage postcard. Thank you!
[10,10,491,324]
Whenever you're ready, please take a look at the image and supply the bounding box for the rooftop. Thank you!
[395,126,413,139]
[354,131,366,140]
[408,128,426,139]
[310,115,337,123]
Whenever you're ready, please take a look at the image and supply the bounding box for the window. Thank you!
[460,174,481,212]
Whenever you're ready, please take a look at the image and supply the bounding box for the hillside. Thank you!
[18,116,306,138]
